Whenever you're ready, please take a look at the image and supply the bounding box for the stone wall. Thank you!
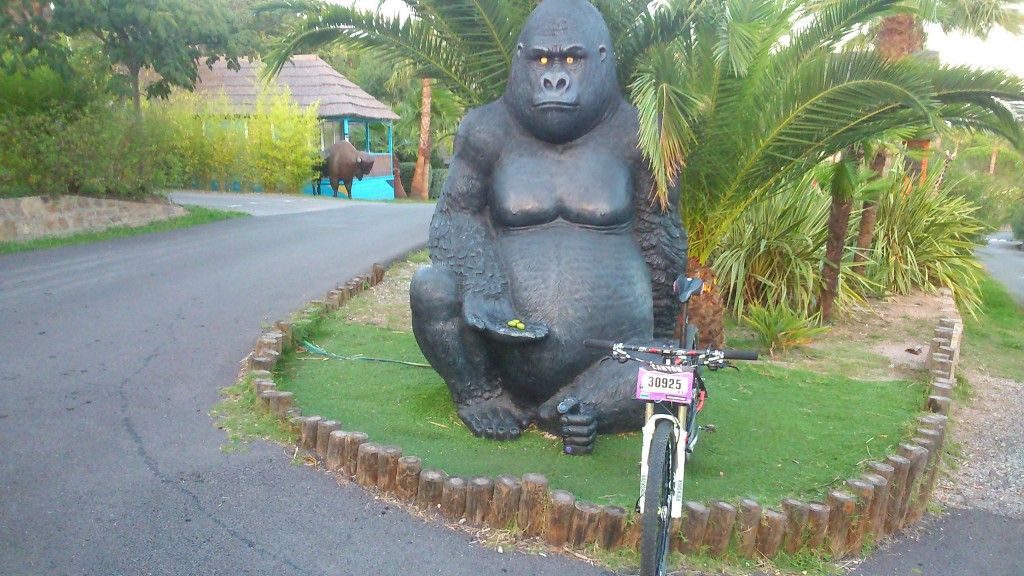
[0,195,188,243]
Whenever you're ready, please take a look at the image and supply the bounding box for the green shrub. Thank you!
[715,176,829,318]
[866,164,985,313]
[428,168,447,199]
[743,301,830,356]
[246,87,319,193]
[399,161,415,194]
[1010,203,1024,241]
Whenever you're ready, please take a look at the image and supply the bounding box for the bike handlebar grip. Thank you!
[583,339,616,351]
[722,349,759,360]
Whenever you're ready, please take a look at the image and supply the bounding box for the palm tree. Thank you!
[631,0,1024,339]
[851,0,1024,274]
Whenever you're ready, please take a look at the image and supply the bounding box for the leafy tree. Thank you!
[53,0,240,114]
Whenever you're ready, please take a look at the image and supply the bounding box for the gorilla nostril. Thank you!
[556,78,567,90]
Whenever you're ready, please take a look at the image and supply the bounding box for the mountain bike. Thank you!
[583,276,757,576]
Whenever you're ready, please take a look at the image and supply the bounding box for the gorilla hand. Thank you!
[463,293,549,343]
[557,397,597,455]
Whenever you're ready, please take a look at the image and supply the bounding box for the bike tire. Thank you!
[640,419,677,576]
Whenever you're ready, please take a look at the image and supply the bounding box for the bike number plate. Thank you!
[635,366,695,404]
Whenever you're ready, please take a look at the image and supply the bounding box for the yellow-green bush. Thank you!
[245,87,319,193]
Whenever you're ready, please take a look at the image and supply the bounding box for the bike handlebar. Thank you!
[583,339,759,361]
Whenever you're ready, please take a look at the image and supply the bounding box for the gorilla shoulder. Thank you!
[451,102,512,167]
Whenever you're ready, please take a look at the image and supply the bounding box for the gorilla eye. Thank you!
[565,56,575,64]
[539,56,549,65]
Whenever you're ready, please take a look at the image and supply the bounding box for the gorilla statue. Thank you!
[409,0,687,454]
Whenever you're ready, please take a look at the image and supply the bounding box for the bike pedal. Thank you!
[700,424,717,433]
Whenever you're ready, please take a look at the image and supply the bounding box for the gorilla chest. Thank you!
[490,145,633,228]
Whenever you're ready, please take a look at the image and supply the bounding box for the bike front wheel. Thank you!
[640,419,677,576]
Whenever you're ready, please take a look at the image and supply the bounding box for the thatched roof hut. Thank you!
[195,54,398,122]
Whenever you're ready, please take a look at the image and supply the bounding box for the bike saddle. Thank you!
[673,276,704,303]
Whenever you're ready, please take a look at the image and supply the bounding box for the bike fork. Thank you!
[638,403,688,519]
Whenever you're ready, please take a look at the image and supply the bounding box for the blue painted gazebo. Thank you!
[196,55,400,199]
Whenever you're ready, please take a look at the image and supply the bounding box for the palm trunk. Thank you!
[410,77,432,201]
[989,145,999,175]
[685,257,725,348]
[821,196,853,323]
[850,151,888,274]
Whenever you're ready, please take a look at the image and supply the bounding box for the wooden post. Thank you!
[396,456,422,502]
[907,436,936,524]
[544,490,575,547]
[518,473,550,537]
[257,390,278,411]
[344,431,369,479]
[252,378,275,396]
[598,506,628,551]
[464,476,494,526]
[441,476,468,519]
[622,513,642,551]
[300,416,322,451]
[883,454,911,534]
[377,445,403,493]
[417,469,447,510]
[806,502,830,551]
[489,474,522,529]
[268,391,293,415]
[826,491,856,558]
[781,498,809,554]
[896,443,928,530]
[678,501,710,555]
[249,355,275,372]
[704,500,738,558]
[570,501,602,549]
[756,509,787,560]
[356,442,381,488]
[274,320,293,348]
[371,263,386,285]
[929,381,953,399]
[844,479,874,555]
[926,395,951,415]
[861,473,889,544]
[864,461,895,539]
[733,499,762,559]
[325,430,348,471]
[316,420,340,459]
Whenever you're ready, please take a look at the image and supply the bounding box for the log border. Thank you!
[234,263,964,565]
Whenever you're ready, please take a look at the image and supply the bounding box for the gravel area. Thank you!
[933,368,1024,519]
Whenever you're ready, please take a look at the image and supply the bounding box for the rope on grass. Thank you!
[300,340,432,368]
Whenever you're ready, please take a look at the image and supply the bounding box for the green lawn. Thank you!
[275,320,924,509]
[961,276,1024,382]
[0,204,246,254]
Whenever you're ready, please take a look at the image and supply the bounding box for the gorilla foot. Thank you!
[457,397,533,440]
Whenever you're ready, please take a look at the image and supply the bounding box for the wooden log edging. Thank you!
[232,263,965,563]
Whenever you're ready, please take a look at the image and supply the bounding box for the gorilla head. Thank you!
[504,0,621,144]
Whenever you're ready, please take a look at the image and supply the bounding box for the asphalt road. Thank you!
[0,195,611,576]
[976,230,1024,304]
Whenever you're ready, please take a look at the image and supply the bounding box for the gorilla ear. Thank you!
[599,45,607,62]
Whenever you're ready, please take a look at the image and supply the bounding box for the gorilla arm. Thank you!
[428,110,549,343]
[632,164,688,339]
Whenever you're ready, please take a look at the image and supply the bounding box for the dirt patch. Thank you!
[779,291,956,381]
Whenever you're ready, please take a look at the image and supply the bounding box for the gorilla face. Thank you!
[504,0,620,144]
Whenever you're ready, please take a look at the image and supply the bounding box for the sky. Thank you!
[349,1,1024,80]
